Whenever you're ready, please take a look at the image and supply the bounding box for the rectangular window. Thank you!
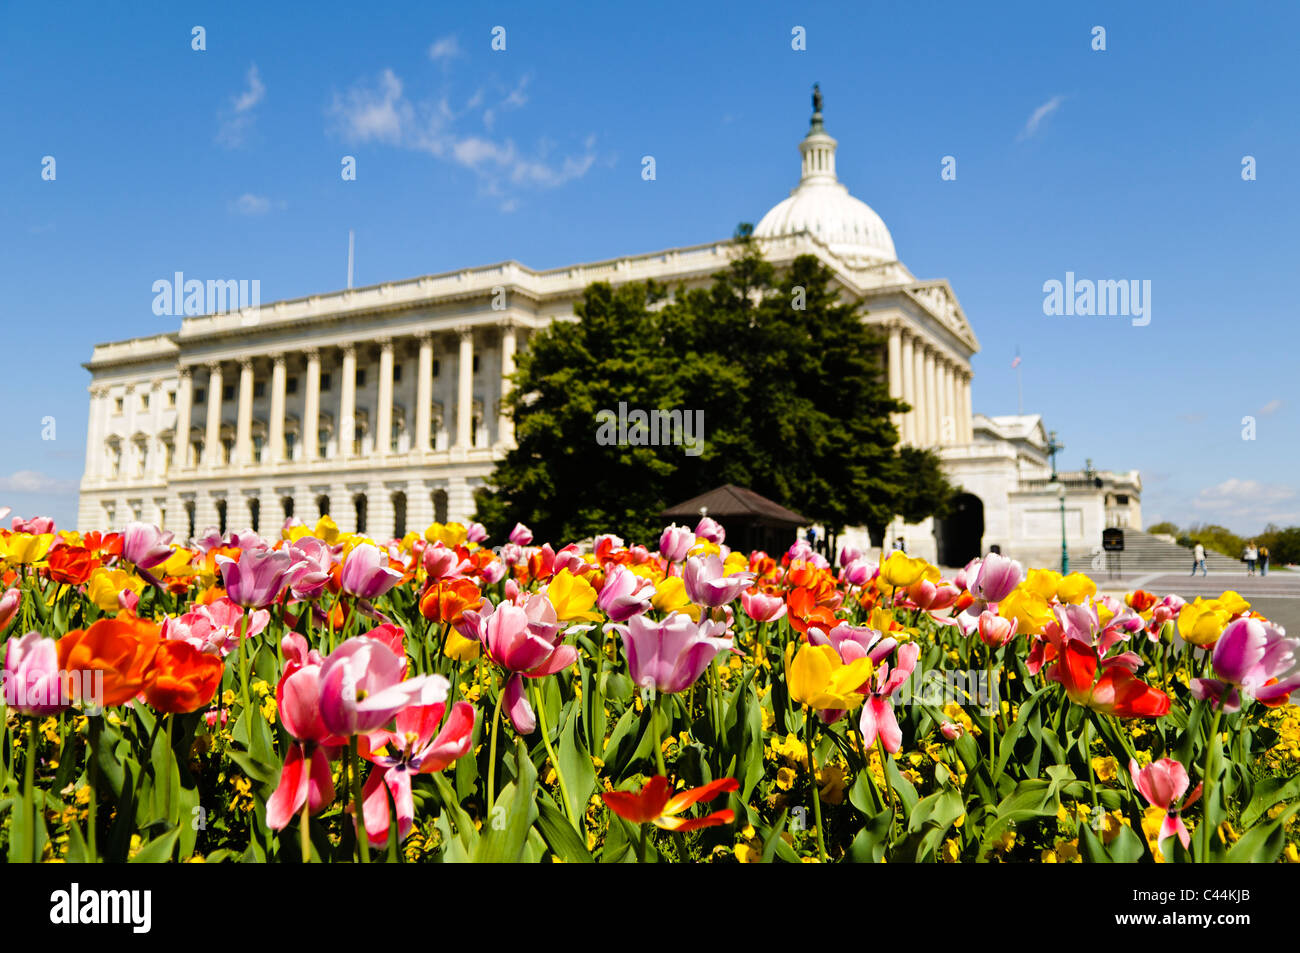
[286,376,299,394]
[114,397,124,413]
[140,393,150,411]
[167,391,176,407]
[222,384,234,401]
[356,369,367,387]
[195,388,206,404]
[472,356,480,373]
[393,364,403,382]
[321,373,332,392]
[253,382,265,399]
[433,359,441,378]
[1116,494,1129,505]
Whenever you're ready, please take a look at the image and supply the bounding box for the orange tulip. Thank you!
[419,577,483,625]
[58,615,161,707]
[144,641,225,714]
[47,545,98,585]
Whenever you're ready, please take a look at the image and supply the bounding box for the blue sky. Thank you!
[2,1,1297,534]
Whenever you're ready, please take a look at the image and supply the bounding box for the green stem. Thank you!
[348,736,368,863]
[652,691,667,776]
[533,679,577,826]
[300,799,311,863]
[1083,716,1099,812]
[238,607,252,717]
[1199,705,1224,863]
[24,717,37,863]
[876,733,896,818]
[87,715,100,863]
[486,679,506,815]
[803,711,827,862]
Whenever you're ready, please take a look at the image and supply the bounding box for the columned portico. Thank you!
[454,326,474,453]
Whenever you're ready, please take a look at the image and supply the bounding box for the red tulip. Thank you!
[1055,639,1170,718]
[602,776,738,831]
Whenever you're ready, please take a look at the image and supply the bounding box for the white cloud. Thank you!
[0,470,77,494]
[428,35,461,64]
[230,193,284,216]
[1018,95,1064,141]
[1190,478,1300,529]
[328,68,597,207]
[218,64,266,147]
[1260,398,1284,416]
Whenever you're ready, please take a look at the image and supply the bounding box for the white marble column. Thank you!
[339,345,357,459]
[887,324,902,439]
[376,338,394,456]
[174,367,193,469]
[912,342,927,446]
[269,353,287,463]
[204,362,223,468]
[924,348,938,448]
[303,348,321,461]
[944,364,958,445]
[236,357,254,466]
[961,373,974,443]
[83,386,103,479]
[415,333,433,453]
[455,326,474,451]
[899,332,915,446]
[405,479,434,534]
[497,320,517,446]
[935,360,949,445]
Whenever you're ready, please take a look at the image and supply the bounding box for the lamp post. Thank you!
[1057,481,1069,575]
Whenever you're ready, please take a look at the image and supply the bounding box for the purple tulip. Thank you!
[839,545,863,568]
[1191,617,1300,712]
[340,543,403,601]
[319,637,447,736]
[694,516,725,545]
[606,612,734,694]
[508,523,533,546]
[683,554,756,607]
[466,522,489,544]
[3,632,69,716]
[0,587,21,634]
[597,564,654,622]
[121,521,175,570]
[216,548,295,608]
[655,520,696,564]
[286,538,333,601]
[969,553,1023,604]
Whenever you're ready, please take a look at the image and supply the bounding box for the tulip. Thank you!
[340,543,403,601]
[603,776,738,840]
[0,587,21,633]
[940,721,965,740]
[1178,598,1232,647]
[143,641,224,714]
[465,522,489,544]
[420,577,483,627]
[58,615,161,708]
[1129,758,1202,851]
[694,516,725,544]
[1055,639,1170,718]
[878,550,930,589]
[839,545,862,568]
[216,547,295,608]
[977,610,1018,649]
[1056,572,1097,605]
[13,516,55,535]
[4,532,54,564]
[858,642,921,754]
[319,637,448,737]
[359,701,476,845]
[267,635,342,833]
[47,546,97,586]
[658,523,695,564]
[908,577,959,612]
[3,632,69,716]
[545,568,601,622]
[421,541,464,580]
[683,554,755,608]
[785,643,873,711]
[969,553,1023,604]
[1190,617,1300,712]
[508,523,533,546]
[596,564,654,622]
[121,522,174,570]
[842,557,873,587]
[998,587,1055,637]
[740,588,787,623]
[607,612,734,695]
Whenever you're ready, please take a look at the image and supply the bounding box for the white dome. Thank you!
[753,98,896,265]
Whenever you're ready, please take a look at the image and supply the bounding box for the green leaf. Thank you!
[130,826,180,862]
[845,808,893,864]
[431,772,479,856]
[473,741,539,862]
[1241,773,1300,828]
[1227,802,1300,862]
[558,701,598,826]
[536,800,594,863]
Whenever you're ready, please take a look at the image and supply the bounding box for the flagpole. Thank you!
[1015,346,1024,414]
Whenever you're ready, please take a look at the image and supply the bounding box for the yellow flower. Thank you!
[425,521,467,548]
[868,607,900,635]
[734,843,760,863]
[651,576,698,619]
[1284,843,1299,864]
[1023,568,1062,601]
[879,551,930,588]
[1091,756,1119,783]
[444,629,481,661]
[687,539,720,558]
[784,643,873,711]
[85,567,146,612]
[723,552,750,576]
[159,548,196,577]
[940,838,961,862]
[817,764,848,804]
[1217,590,1251,618]
[999,587,1054,636]
[3,532,54,564]
[546,568,601,622]
[313,514,340,544]
[776,766,797,790]
[1141,805,1169,862]
[1057,572,1097,604]
[1178,598,1232,646]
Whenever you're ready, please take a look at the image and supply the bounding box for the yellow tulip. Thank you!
[1023,568,1062,601]
[1178,598,1231,646]
[1056,572,1097,605]
[999,587,1055,636]
[879,551,930,589]
[443,629,481,661]
[546,568,601,622]
[1216,590,1251,618]
[784,643,873,711]
[425,521,467,548]
[651,576,699,621]
[159,549,197,577]
[723,552,750,577]
[4,532,54,564]
[687,539,720,558]
[313,515,340,545]
[85,568,146,612]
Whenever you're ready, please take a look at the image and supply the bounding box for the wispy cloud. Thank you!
[229,193,285,216]
[0,470,78,494]
[218,64,266,148]
[428,35,461,66]
[1260,398,1284,416]
[1018,95,1064,141]
[328,68,597,209]
[1178,412,1206,424]
[1191,478,1300,530]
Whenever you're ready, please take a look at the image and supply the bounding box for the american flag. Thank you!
[1011,355,1021,369]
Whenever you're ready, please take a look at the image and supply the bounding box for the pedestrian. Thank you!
[1192,541,1207,577]
[1259,544,1270,577]
[893,536,906,554]
[1243,541,1258,576]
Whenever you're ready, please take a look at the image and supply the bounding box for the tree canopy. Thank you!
[476,227,955,545]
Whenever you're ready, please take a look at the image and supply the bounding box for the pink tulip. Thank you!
[977,610,1018,648]
[1191,617,1300,712]
[466,522,489,544]
[163,597,268,657]
[216,547,296,608]
[842,557,874,588]
[267,635,342,831]
[1129,758,1202,850]
[740,589,787,624]
[472,601,578,733]
[597,565,654,622]
[422,542,466,580]
[954,557,980,593]
[3,632,69,716]
[695,516,725,545]
[360,700,476,845]
[606,612,734,694]
[121,521,174,569]
[839,545,863,568]
[908,577,959,612]
[287,538,332,601]
[553,544,585,577]
[683,554,756,608]
[12,516,54,535]
[658,524,695,564]
[940,721,965,740]
[0,588,20,634]
[340,543,402,601]
[509,523,533,546]
[481,558,507,585]
[859,642,921,754]
[319,637,447,736]
[969,553,1023,605]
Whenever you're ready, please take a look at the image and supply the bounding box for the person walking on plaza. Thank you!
[1259,544,1270,576]
[1243,541,1258,576]
[1192,542,1207,577]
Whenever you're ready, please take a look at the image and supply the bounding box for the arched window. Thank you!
[354,493,367,535]
[249,498,261,535]
[392,491,407,539]
[432,489,448,524]
[316,494,330,519]
[216,499,228,536]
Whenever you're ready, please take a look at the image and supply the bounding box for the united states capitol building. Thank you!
[78,90,1139,566]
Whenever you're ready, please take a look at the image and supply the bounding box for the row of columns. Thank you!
[887,324,974,448]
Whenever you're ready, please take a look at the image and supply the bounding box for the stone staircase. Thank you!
[1098,529,1248,575]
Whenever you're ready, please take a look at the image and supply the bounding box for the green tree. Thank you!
[476,227,955,546]
[1144,521,1180,537]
